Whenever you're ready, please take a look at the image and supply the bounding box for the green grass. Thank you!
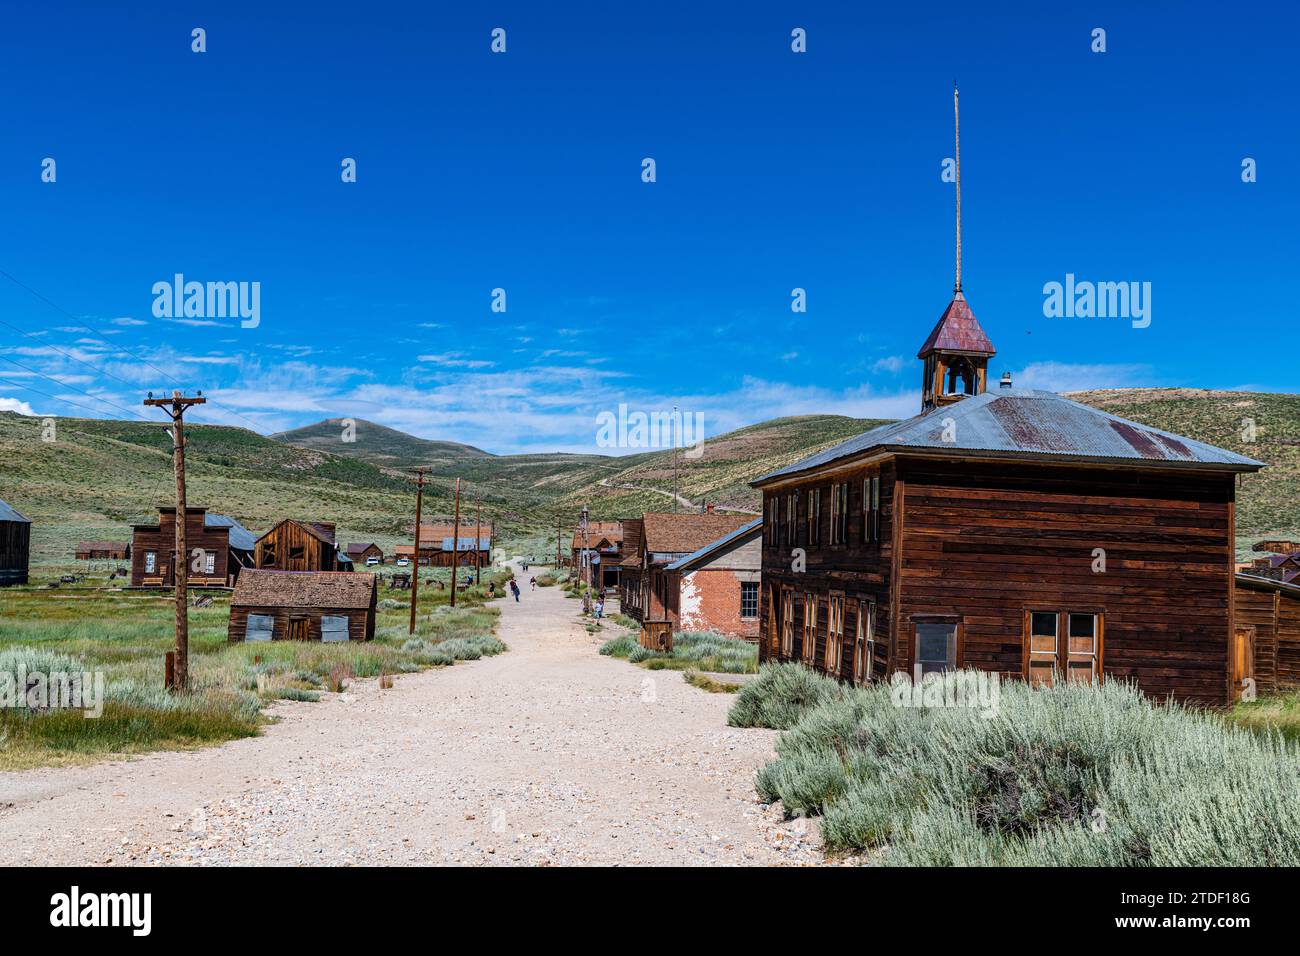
[730,664,1300,865]
[0,567,512,768]
[1227,689,1300,742]
[598,628,758,676]
[682,669,742,694]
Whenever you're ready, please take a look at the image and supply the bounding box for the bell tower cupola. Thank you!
[919,84,996,412]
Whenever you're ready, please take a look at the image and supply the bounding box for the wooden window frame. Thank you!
[806,489,822,547]
[829,482,848,546]
[144,551,157,574]
[853,598,876,684]
[781,588,795,658]
[911,614,963,676]
[1021,608,1104,687]
[740,581,759,619]
[802,591,818,665]
[826,592,845,675]
[861,475,881,545]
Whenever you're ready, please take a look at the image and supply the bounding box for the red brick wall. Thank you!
[679,568,760,640]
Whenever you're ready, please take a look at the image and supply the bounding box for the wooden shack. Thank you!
[0,497,31,587]
[1233,573,1300,698]
[255,519,345,572]
[75,540,131,561]
[403,523,492,567]
[130,507,255,588]
[346,543,384,564]
[571,520,623,590]
[752,292,1264,707]
[227,570,377,643]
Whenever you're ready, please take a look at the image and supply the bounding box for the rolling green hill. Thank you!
[4,389,1297,571]
[269,418,491,467]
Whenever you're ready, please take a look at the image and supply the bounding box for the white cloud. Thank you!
[111,317,147,327]
[0,397,38,416]
[871,355,906,374]
[1012,361,1151,392]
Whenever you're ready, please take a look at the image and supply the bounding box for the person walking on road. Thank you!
[594,597,604,620]
[529,575,537,591]
[509,579,521,602]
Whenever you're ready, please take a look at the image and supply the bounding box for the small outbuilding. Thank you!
[1233,573,1300,698]
[254,519,347,572]
[227,569,377,643]
[0,497,31,587]
[346,543,384,564]
[76,540,131,561]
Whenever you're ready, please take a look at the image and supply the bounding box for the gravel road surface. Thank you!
[0,564,818,866]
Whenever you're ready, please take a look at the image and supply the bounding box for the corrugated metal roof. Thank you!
[665,518,762,571]
[753,388,1264,485]
[206,514,257,552]
[0,498,31,523]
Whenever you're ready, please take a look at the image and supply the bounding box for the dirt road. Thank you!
[0,564,815,866]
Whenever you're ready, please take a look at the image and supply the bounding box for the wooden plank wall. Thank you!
[759,459,896,684]
[896,458,1235,706]
[1235,579,1300,692]
[256,521,335,572]
[131,512,233,587]
[228,605,373,642]
[0,520,30,585]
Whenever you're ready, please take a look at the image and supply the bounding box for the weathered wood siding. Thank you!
[0,520,30,586]
[895,458,1235,706]
[759,459,896,684]
[1234,577,1300,693]
[131,511,233,587]
[256,520,337,572]
[227,605,374,643]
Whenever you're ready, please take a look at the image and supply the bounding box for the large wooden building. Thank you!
[752,295,1264,705]
[227,569,377,643]
[0,497,31,587]
[254,519,350,572]
[130,507,256,588]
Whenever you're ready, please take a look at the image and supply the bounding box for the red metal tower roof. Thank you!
[916,291,996,358]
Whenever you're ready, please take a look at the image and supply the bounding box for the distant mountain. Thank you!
[4,390,1297,569]
[270,418,492,468]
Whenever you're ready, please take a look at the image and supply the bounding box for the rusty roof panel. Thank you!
[752,389,1264,484]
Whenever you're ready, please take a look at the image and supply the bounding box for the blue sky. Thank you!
[0,1,1294,454]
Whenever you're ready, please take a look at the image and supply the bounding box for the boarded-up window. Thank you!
[781,590,794,657]
[803,592,819,664]
[245,613,274,642]
[915,620,957,676]
[321,615,350,643]
[1067,613,1099,684]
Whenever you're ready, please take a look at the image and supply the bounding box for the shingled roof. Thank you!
[665,518,762,571]
[231,570,377,609]
[753,388,1264,485]
[917,292,996,357]
[641,512,753,556]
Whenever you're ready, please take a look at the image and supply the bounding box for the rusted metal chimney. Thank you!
[1000,372,1013,389]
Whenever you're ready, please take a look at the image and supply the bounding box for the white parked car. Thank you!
[396,557,409,567]
[366,556,380,567]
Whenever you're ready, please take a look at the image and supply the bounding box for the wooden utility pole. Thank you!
[474,497,482,587]
[143,389,206,691]
[450,478,463,608]
[409,467,429,634]
[556,517,562,569]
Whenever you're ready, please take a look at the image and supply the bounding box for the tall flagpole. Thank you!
[954,82,962,294]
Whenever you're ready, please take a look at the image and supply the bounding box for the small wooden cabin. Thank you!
[571,521,623,590]
[0,498,31,587]
[346,543,384,564]
[131,507,255,588]
[75,540,131,561]
[227,570,377,643]
[255,519,345,572]
[1233,573,1300,697]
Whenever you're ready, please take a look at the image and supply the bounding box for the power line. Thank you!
[0,354,155,423]
[0,375,130,420]
[0,266,268,433]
